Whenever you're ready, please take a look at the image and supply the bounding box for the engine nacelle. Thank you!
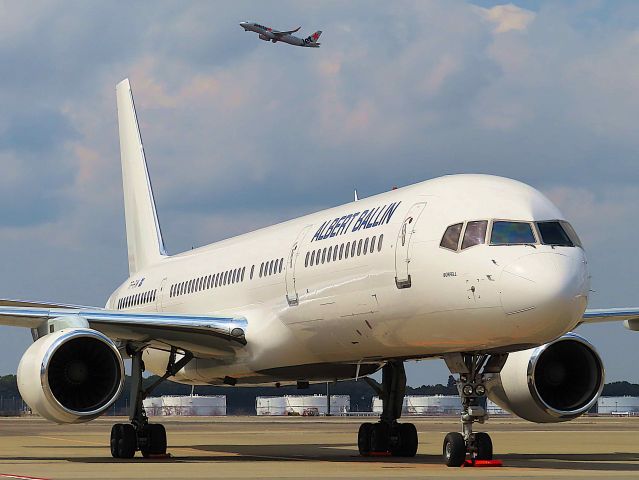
[486,333,604,423]
[18,327,124,424]
[258,33,270,41]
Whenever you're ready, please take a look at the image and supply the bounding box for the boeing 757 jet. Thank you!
[1,79,638,466]
[240,21,321,47]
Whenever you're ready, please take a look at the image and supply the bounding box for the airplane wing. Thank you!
[581,307,639,331]
[273,26,301,36]
[0,300,247,358]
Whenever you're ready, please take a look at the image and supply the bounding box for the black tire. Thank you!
[141,423,167,458]
[443,432,466,467]
[370,422,390,453]
[358,423,373,455]
[113,423,137,459]
[110,423,121,458]
[392,423,418,457]
[474,432,493,460]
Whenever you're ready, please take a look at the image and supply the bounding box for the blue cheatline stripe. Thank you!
[583,308,639,318]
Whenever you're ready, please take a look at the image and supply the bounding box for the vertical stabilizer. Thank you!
[116,79,167,274]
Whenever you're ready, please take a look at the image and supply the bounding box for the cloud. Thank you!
[478,3,536,33]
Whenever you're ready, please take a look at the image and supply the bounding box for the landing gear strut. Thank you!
[110,347,193,459]
[358,361,418,457]
[442,353,506,467]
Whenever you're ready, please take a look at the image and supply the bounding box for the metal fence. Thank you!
[0,396,29,416]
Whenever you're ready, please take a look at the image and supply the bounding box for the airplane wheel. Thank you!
[111,423,136,459]
[475,432,493,460]
[392,423,418,457]
[443,432,466,467]
[358,423,373,455]
[140,423,167,458]
[370,422,390,452]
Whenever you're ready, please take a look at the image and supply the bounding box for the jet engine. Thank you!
[258,34,270,41]
[486,333,604,423]
[17,327,124,424]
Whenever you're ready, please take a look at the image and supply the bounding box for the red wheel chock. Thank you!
[462,459,503,467]
[144,453,172,459]
[362,451,392,457]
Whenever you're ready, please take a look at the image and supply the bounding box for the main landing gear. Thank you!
[111,347,193,459]
[358,361,418,457]
[442,353,507,467]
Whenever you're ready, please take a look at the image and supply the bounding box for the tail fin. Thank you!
[116,79,167,275]
[305,30,322,44]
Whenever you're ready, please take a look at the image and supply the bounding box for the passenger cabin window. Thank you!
[461,221,488,250]
[440,223,463,251]
[490,221,536,245]
[536,221,575,247]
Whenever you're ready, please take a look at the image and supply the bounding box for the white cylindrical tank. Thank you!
[597,396,639,415]
[486,399,510,415]
[256,395,350,415]
[144,395,226,416]
[256,396,288,416]
[372,395,462,415]
[142,397,163,416]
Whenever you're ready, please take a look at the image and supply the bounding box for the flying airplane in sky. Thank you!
[1,79,638,467]
[240,21,321,47]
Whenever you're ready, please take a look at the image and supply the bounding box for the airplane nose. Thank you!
[500,252,589,332]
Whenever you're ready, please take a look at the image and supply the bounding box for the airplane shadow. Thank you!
[18,444,639,471]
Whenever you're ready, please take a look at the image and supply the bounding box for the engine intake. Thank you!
[486,333,604,423]
[18,327,124,423]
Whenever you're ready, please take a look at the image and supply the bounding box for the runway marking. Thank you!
[0,475,50,480]
[35,435,101,446]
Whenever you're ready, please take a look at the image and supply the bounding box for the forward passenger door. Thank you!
[395,203,427,288]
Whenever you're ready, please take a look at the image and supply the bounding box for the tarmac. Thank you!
[0,415,638,479]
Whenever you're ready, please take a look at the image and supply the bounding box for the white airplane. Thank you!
[1,79,638,467]
[240,21,321,47]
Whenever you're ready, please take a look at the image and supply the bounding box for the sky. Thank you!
[0,0,638,386]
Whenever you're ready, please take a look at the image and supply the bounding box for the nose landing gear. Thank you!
[357,361,419,457]
[442,353,506,467]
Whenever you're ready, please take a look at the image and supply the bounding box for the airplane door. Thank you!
[157,277,168,311]
[394,202,427,289]
[285,225,313,306]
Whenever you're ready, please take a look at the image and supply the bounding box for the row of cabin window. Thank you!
[118,289,157,310]
[170,266,246,298]
[305,234,384,268]
[258,258,284,278]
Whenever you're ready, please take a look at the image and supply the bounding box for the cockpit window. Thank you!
[461,221,488,250]
[490,221,536,245]
[560,221,582,248]
[536,221,574,247]
[440,223,463,251]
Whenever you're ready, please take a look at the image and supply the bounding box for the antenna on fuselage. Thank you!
[354,189,359,202]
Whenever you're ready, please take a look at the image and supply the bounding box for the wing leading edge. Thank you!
[0,301,247,357]
[273,26,301,36]
[581,307,639,331]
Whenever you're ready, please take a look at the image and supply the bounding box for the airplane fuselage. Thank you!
[240,22,320,47]
[106,175,589,386]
